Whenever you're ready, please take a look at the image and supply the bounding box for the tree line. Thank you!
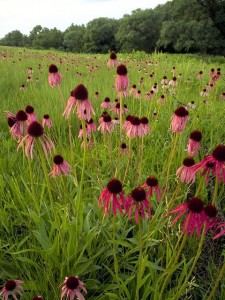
[1,0,225,55]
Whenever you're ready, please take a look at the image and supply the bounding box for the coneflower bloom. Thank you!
[157,95,165,105]
[78,124,90,139]
[211,72,221,84]
[81,138,93,149]
[100,97,111,109]
[70,84,95,121]
[120,142,129,154]
[220,92,225,100]
[176,157,197,184]
[126,116,145,138]
[61,276,87,300]
[49,155,70,177]
[115,64,129,97]
[32,296,44,300]
[167,197,208,237]
[213,221,225,239]
[209,68,215,77]
[161,76,168,87]
[62,91,76,119]
[86,118,96,133]
[107,51,119,67]
[0,279,23,300]
[200,88,208,97]
[145,90,154,100]
[129,84,137,95]
[125,187,151,224]
[10,110,27,140]
[25,105,37,124]
[42,114,53,128]
[98,111,109,124]
[170,106,189,133]
[98,178,125,216]
[19,84,26,91]
[17,121,54,158]
[123,104,129,114]
[197,71,203,79]
[97,114,115,133]
[194,145,225,183]
[113,103,124,116]
[187,130,202,156]
[48,64,62,87]
[169,77,178,87]
[142,176,161,201]
[203,204,218,233]
[140,117,151,136]
[135,90,142,98]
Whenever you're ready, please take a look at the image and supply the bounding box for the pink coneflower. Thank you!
[25,105,37,124]
[125,187,151,224]
[112,117,120,124]
[0,279,23,300]
[74,84,95,121]
[19,84,26,91]
[129,84,137,95]
[167,197,213,237]
[86,118,96,133]
[32,296,44,300]
[42,114,53,128]
[99,178,125,216]
[187,130,202,156]
[97,114,115,133]
[151,83,158,93]
[78,124,90,139]
[157,95,165,105]
[145,90,154,100]
[203,204,218,233]
[120,142,129,154]
[211,71,221,84]
[61,276,87,300]
[48,64,62,87]
[17,121,54,158]
[200,88,208,97]
[115,64,129,96]
[49,155,70,177]
[140,117,151,136]
[209,68,215,77]
[186,101,196,109]
[142,176,161,201]
[161,76,168,87]
[100,97,111,109]
[10,110,28,140]
[169,77,178,87]
[113,103,124,116]
[94,91,99,99]
[98,111,109,124]
[126,116,145,138]
[123,115,133,132]
[213,221,225,239]
[81,138,93,149]
[135,90,142,98]
[62,91,76,119]
[170,106,189,133]
[107,51,119,67]
[176,157,197,184]
[194,145,225,183]
[123,104,129,114]
[220,92,225,100]
[197,71,203,79]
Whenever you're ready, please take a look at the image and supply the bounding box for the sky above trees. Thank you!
[0,0,168,38]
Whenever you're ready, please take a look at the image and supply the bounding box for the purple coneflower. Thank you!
[86,118,96,133]
[17,121,54,158]
[125,116,145,138]
[142,176,161,201]
[48,64,62,87]
[10,110,27,140]
[170,106,189,133]
[125,187,151,224]
[115,64,129,97]
[100,97,111,109]
[42,114,53,128]
[61,276,87,300]
[214,221,225,239]
[140,117,151,136]
[197,71,203,79]
[99,179,125,216]
[25,105,37,124]
[187,130,202,156]
[0,279,23,300]
[32,296,44,300]
[97,114,115,133]
[49,155,70,177]
[176,157,197,184]
[107,51,119,67]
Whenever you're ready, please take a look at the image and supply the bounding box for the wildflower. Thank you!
[167,197,208,237]
[107,51,119,67]
[197,71,203,79]
[48,64,62,87]
[17,121,54,158]
[187,130,202,156]
[170,106,189,133]
[0,279,23,300]
[176,157,196,184]
[19,84,26,91]
[99,178,125,216]
[200,88,208,97]
[161,76,168,87]
[169,77,178,87]
[203,204,218,233]
[115,64,129,97]
[113,103,124,116]
[142,176,161,201]
[32,296,44,300]
[94,91,99,99]
[120,142,129,154]
[97,114,115,134]
[140,117,151,136]
[125,187,151,224]
[194,145,225,183]
[220,92,225,100]
[61,276,87,300]
[125,116,145,138]
[135,90,142,98]
[145,90,154,100]
[186,101,196,109]
[10,110,27,140]
[25,105,37,124]
[42,114,53,128]
[64,84,95,121]
[78,124,90,139]
[100,97,111,109]
[86,118,96,133]
[213,221,225,239]
[209,68,215,77]
[157,95,165,105]
[49,155,70,177]
[129,84,137,95]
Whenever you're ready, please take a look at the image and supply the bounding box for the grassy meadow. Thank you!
[0,46,225,299]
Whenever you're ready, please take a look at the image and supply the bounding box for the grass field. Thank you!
[0,46,225,300]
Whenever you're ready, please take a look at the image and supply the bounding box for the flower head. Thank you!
[187,130,202,156]
[170,106,189,133]
[115,64,129,96]
[49,155,71,177]
[176,157,197,184]
[42,114,53,128]
[0,279,23,300]
[61,276,87,300]
[142,176,161,201]
[48,64,62,87]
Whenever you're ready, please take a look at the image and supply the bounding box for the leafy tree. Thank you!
[63,25,85,52]
[83,18,119,53]
[0,30,25,46]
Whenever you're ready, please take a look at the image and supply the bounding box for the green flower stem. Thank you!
[112,216,120,288]
[207,259,225,300]
[119,91,123,139]
[123,138,132,182]
[195,174,206,197]
[135,220,143,300]
[212,177,219,205]
[174,229,205,299]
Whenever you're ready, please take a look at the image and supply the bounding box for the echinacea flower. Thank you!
[197,71,203,79]
[213,221,225,239]
[42,114,53,128]
[100,97,111,109]
[17,121,54,158]
[140,117,151,136]
[176,157,197,184]
[115,64,129,97]
[98,178,125,216]
[32,296,44,300]
[170,106,189,133]
[0,279,23,300]
[167,197,209,237]
[61,276,87,300]
[107,51,119,67]
[187,130,202,156]
[142,176,161,201]
[63,84,95,121]
[194,145,225,183]
[49,155,70,177]
[125,187,151,224]
[25,105,38,124]
[125,116,145,138]
[48,64,62,87]
[86,118,96,133]
[10,110,28,140]
[97,114,115,133]
[169,77,178,87]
